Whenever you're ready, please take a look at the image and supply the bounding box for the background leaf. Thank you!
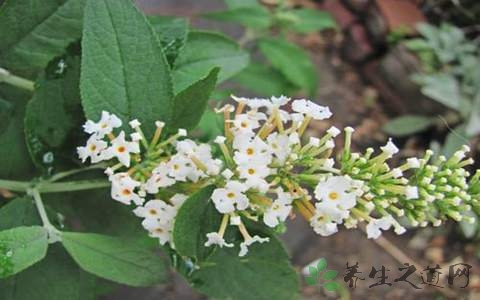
[232,63,296,96]
[172,68,219,131]
[382,115,436,137]
[413,73,461,110]
[0,244,96,300]
[0,0,85,76]
[203,6,271,29]
[288,9,336,33]
[147,16,188,66]
[0,197,40,230]
[0,226,48,278]
[173,31,249,93]
[259,37,318,97]
[62,232,166,287]
[80,0,173,137]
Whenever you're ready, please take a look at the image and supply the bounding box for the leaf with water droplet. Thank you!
[0,226,48,279]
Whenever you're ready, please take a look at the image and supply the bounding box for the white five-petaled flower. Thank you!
[239,235,270,257]
[103,131,140,167]
[144,162,176,194]
[212,181,249,213]
[314,176,357,211]
[204,232,234,248]
[263,189,292,227]
[77,135,108,163]
[83,111,122,138]
[133,199,176,221]
[141,218,172,245]
[291,99,332,120]
[110,173,144,205]
[266,133,291,163]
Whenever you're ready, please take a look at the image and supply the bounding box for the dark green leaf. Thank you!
[80,0,173,137]
[172,68,219,131]
[173,31,249,93]
[0,197,40,230]
[0,85,35,179]
[308,265,318,277]
[322,270,338,280]
[288,9,336,33]
[224,0,260,8]
[0,0,85,76]
[147,16,188,66]
[0,244,96,300]
[62,232,166,286]
[316,258,326,272]
[203,6,271,29]
[189,228,299,300]
[304,276,317,286]
[383,115,436,137]
[196,108,224,141]
[233,63,297,96]
[323,281,339,292]
[259,37,318,97]
[172,185,219,259]
[25,56,84,170]
[0,226,48,278]
[0,97,13,135]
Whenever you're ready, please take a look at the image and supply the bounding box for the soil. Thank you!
[102,1,480,299]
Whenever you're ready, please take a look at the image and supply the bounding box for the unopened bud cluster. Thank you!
[77,96,480,256]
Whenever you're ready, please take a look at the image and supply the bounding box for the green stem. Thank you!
[36,180,110,193]
[28,188,61,243]
[48,164,107,182]
[0,179,31,192]
[0,68,35,91]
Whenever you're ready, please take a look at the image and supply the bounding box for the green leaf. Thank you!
[224,0,261,8]
[0,244,96,300]
[25,55,84,170]
[259,37,318,97]
[0,197,40,230]
[322,270,338,280]
[316,258,327,272]
[80,0,173,138]
[0,0,85,76]
[233,63,297,96]
[147,16,188,66]
[172,185,219,259]
[441,125,468,157]
[308,265,318,277]
[323,281,339,292]
[0,97,13,135]
[0,85,35,179]
[383,115,436,137]
[173,31,249,93]
[412,73,461,110]
[0,226,48,278]
[171,68,219,131]
[288,9,336,33]
[189,229,299,300]
[62,232,166,286]
[203,6,271,29]
[304,276,317,286]
[196,107,224,141]
[466,92,480,136]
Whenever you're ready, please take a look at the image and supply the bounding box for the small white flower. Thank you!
[130,132,142,142]
[155,121,165,128]
[233,136,271,165]
[263,189,292,227]
[110,173,143,205]
[238,164,270,181]
[266,133,291,163]
[133,199,176,221]
[291,99,332,120]
[221,169,234,180]
[323,158,335,168]
[141,218,172,245]
[406,158,420,168]
[103,131,140,167]
[232,114,261,134]
[144,162,176,194]
[214,136,226,144]
[170,193,188,208]
[204,232,234,248]
[314,176,357,211]
[77,135,108,163]
[269,95,290,107]
[327,126,341,137]
[83,111,122,138]
[212,181,249,213]
[309,137,320,147]
[167,154,194,182]
[230,215,242,225]
[381,138,399,157]
[391,168,403,178]
[129,119,141,128]
[366,216,393,239]
[239,235,270,257]
[405,186,419,199]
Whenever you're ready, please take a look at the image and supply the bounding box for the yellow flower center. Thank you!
[328,191,339,201]
[117,146,126,153]
[227,192,235,198]
[246,148,254,155]
[248,168,256,175]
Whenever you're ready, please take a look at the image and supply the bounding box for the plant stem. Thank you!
[48,164,107,182]
[0,67,35,91]
[0,179,31,192]
[28,188,62,243]
[36,180,110,193]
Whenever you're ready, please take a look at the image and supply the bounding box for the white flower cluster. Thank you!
[78,95,479,256]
